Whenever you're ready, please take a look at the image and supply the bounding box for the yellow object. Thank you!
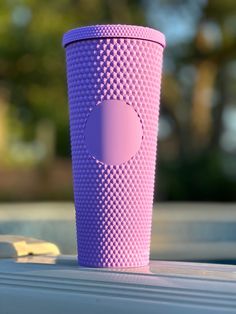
[0,235,60,258]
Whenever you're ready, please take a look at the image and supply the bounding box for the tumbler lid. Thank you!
[62,24,165,48]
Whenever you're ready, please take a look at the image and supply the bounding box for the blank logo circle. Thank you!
[84,100,143,165]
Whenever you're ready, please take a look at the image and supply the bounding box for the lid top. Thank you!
[63,24,165,48]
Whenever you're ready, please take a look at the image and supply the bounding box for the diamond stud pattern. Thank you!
[65,36,164,267]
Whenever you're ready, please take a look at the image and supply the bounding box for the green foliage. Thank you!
[0,0,145,156]
[1,0,236,200]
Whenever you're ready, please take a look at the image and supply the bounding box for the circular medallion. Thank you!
[84,100,143,165]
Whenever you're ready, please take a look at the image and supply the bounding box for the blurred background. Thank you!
[0,0,236,263]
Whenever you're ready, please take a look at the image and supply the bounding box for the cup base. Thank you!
[77,257,150,269]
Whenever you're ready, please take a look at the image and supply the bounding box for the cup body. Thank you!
[63,25,165,267]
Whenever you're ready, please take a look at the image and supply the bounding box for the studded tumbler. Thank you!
[63,24,165,267]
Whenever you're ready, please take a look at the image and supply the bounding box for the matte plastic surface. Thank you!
[64,25,164,267]
[62,24,166,48]
[84,99,143,165]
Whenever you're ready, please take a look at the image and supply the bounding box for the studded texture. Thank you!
[64,32,164,267]
[63,24,166,48]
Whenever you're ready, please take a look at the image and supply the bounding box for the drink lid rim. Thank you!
[62,24,166,48]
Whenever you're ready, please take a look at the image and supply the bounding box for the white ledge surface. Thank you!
[0,255,236,314]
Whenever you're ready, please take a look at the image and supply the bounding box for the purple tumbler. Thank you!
[63,25,165,267]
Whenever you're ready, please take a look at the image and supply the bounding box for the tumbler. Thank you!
[63,24,165,267]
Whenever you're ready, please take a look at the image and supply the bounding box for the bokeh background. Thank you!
[1,0,236,202]
[0,0,236,262]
